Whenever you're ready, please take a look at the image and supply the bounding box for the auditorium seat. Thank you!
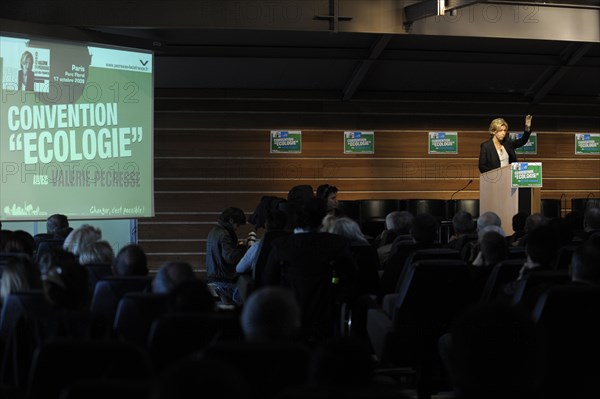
[83,263,113,290]
[554,244,579,270]
[507,246,527,260]
[25,339,153,399]
[478,259,524,304]
[510,270,571,312]
[202,341,311,399]
[394,248,462,293]
[90,276,153,326]
[0,290,50,387]
[531,285,600,399]
[147,312,243,371]
[112,292,169,345]
[367,259,472,398]
[0,290,49,346]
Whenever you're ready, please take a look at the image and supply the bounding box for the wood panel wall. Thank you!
[140,90,600,272]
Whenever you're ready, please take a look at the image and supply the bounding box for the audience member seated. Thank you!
[262,197,357,344]
[3,230,36,257]
[469,230,508,300]
[206,207,248,306]
[77,240,116,289]
[4,249,109,387]
[440,303,545,399]
[506,211,528,246]
[235,209,287,275]
[63,224,102,257]
[501,225,562,309]
[248,195,287,231]
[445,210,477,253]
[33,214,72,248]
[152,261,197,294]
[316,184,340,217]
[240,286,301,343]
[470,225,506,267]
[42,250,91,310]
[78,240,115,266]
[517,224,560,279]
[379,213,440,301]
[327,217,380,296]
[0,228,12,251]
[512,212,546,248]
[563,210,585,242]
[112,244,149,276]
[477,230,509,267]
[583,206,600,240]
[0,255,41,305]
[570,234,600,285]
[461,211,502,263]
[375,211,414,265]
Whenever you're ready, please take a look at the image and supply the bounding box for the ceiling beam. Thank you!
[342,34,392,101]
[528,42,594,104]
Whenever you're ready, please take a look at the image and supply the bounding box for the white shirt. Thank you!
[498,145,509,167]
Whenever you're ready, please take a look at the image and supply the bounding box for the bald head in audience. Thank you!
[240,286,301,342]
[153,261,197,294]
[112,243,149,276]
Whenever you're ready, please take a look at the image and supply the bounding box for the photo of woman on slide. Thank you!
[18,50,35,91]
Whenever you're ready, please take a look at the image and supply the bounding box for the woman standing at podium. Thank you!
[479,114,533,173]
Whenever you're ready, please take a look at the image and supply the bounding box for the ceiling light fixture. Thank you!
[437,0,446,16]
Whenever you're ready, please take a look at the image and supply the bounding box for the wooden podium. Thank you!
[479,164,540,235]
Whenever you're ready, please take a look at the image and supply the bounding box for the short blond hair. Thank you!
[489,118,508,136]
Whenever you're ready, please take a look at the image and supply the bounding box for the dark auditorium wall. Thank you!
[141,89,600,273]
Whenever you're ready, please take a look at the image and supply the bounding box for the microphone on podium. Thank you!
[446,179,474,221]
[450,179,474,201]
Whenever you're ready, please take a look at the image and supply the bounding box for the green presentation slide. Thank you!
[0,34,154,220]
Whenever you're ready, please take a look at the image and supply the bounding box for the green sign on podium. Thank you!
[511,162,542,188]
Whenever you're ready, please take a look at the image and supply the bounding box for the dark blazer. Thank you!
[478,130,532,173]
[18,69,35,91]
[262,232,357,341]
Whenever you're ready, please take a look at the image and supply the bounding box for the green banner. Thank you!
[575,133,600,155]
[344,131,374,154]
[428,132,458,154]
[512,132,537,154]
[511,162,543,188]
[270,130,302,153]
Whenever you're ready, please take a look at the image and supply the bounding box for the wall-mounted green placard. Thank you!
[270,130,302,153]
[428,132,457,154]
[344,131,374,154]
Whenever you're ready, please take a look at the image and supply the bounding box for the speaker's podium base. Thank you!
[480,164,540,236]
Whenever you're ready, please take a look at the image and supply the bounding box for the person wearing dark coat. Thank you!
[262,198,357,343]
[206,207,247,305]
[478,114,533,174]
